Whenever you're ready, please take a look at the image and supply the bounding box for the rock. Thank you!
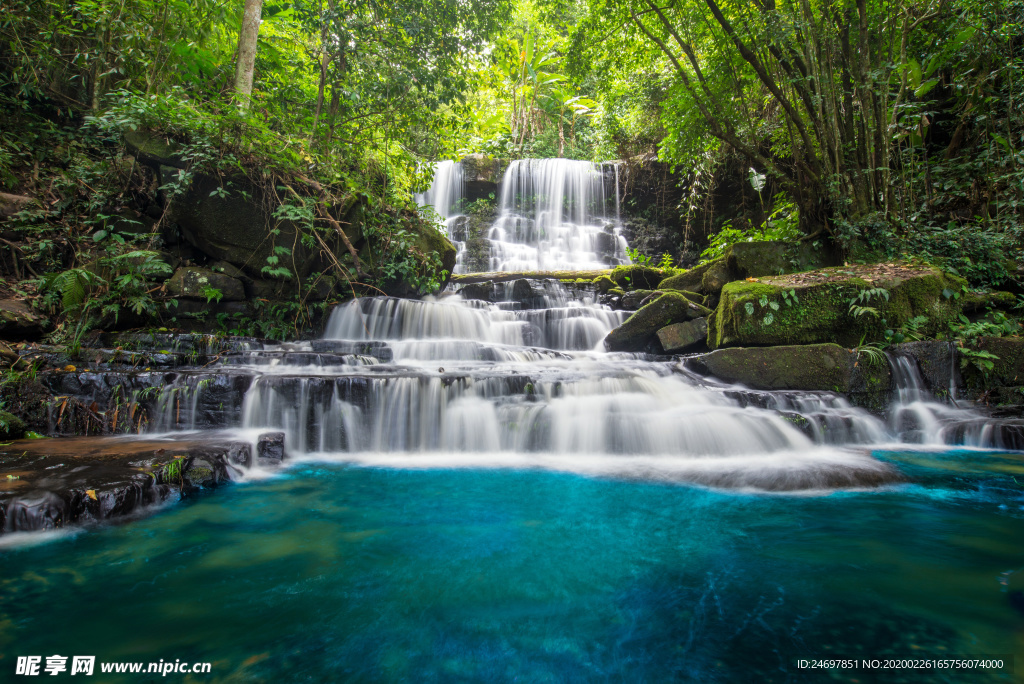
[257,431,286,465]
[687,343,892,404]
[893,341,959,396]
[701,258,732,294]
[657,318,708,353]
[659,260,717,293]
[0,434,265,535]
[0,299,48,340]
[609,265,667,290]
[595,230,618,263]
[450,215,470,242]
[458,282,494,302]
[593,275,616,294]
[709,264,965,349]
[124,130,186,168]
[460,154,505,202]
[658,242,839,296]
[605,292,712,352]
[168,174,320,278]
[726,241,836,279]
[962,290,1017,314]
[621,289,665,310]
[960,337,1024,394]
[166,267,246,301]
[0,411,26,440]
[0,192,36,218]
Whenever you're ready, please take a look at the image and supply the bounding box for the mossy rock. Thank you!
[657,318,708,353]
[593,275,616,294]
[726,241,836,279]
[959,336,1024,391]
[709,264,966,349]
[963,290,1018,314]
[659,260,716,293]
[687,343,892,400]
[658,242,839,297]
[0,411,26,440]
[605,292,712,352]
[610,265,667,290]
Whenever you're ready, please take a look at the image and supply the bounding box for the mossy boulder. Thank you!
[657,318,708,353]
[659,260,716,293]
[0,411,26,440]
[726,241,835,279]
[687,343,892,405]
[605,292,712,352]
[959,337,1024,393]
[610,265,668,290]
[593,275,616,294]
[709,264,965,349]
[658,242,839,296]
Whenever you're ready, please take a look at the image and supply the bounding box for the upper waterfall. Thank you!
[415,157,629,273]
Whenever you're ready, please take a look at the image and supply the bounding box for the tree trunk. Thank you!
[233,0,263,110]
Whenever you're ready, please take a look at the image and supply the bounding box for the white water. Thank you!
[415,158,630,274]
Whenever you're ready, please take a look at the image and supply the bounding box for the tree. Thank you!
[233,0,264,110]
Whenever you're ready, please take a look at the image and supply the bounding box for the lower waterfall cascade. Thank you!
[134,281,1021,493]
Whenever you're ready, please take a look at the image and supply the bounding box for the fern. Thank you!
[44,268,106,313]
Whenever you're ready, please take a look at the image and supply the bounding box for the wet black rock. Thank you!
[0,433,284,535]
[258,431,286,464]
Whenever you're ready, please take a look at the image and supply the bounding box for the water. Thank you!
[5,239,1024,677]
[1,457,1021,681]
[416,158,629,273]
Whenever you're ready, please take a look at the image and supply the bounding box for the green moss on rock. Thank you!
[593,275,616,294]
[687,343,892,408]
[709,265,965,349]
[0,411,27,440]
[605,292,712,352]
[610,265,667,290]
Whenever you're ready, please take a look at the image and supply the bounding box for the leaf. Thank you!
[744,302,755,316]
[769,301,780,311]
[86,489,98,501]
[914,78,939,98]
[92,229,108,241]
[758,295,768,307]
[763,312,774,325]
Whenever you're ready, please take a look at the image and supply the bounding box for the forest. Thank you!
[0,0,1020,338]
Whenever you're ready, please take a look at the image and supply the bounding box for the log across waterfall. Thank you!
[416,158,630,274]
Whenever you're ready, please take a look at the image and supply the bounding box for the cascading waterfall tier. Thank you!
[131,279,1019,493]
[487,159,629,271]
[415,158,629,273]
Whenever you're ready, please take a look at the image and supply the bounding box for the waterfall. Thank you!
[488,159,629,272]
[414,159,463,222]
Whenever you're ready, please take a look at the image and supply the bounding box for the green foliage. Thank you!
[849,288,890,320]
[742,289,795,327]
[700,199,801,263]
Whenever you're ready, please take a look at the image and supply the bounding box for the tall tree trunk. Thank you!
[233,0,263,110]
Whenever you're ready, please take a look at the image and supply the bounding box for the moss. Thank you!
[709,266,964,349]
[605,292,711,352]
[690,344,853,390]
[610,265,667,290]
[0,410,27,440]
[659,261,714,292]
[593,275,616,294]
